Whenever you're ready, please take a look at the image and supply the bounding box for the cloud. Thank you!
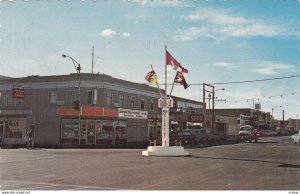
[251,62,293,75]
[99,29,116,37]
[213,62,239,69]
[122,32,131,38]
[134,0,187,7]
[176,8,286,41]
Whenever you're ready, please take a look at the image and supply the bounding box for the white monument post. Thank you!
[142,97,189,156]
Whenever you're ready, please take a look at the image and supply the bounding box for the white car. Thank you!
[291,133,300,144]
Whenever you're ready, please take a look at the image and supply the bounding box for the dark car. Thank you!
[170,131,196,145]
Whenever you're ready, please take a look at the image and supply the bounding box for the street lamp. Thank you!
[62,54,82,145]
[271,105,281,131]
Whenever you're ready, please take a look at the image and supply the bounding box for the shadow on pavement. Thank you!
[190,155,298,168]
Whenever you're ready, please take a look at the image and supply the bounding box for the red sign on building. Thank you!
[57,106,118,118]
[190,114,204,122]
[13,88,25,98]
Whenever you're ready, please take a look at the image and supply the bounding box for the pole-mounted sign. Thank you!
[158,97,173,108]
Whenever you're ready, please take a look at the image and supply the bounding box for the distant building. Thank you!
[205,108,271,135]
[0,73,204,147]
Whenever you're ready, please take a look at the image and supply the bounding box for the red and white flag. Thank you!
[174,71,190,89]
[166,50,188,74]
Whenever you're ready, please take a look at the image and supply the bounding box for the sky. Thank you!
[0,0,300,120]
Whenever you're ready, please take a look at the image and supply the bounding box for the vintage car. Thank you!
[236,125,259,143]
[183,128,210,143]
[170,131,196,145]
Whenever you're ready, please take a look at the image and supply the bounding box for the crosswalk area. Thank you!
[0,179,115,191]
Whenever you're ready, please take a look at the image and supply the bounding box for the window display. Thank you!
[4,118,26,138]
[61,119,79,138]
[61,119,127,143]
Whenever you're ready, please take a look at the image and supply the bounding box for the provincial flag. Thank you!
[145,70,158,83]
[174,71,190,89]
[166,50,188,74]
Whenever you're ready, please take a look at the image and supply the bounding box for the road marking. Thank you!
[0,179,119,190]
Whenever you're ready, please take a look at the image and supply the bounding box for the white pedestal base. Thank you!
[142,146,190,157]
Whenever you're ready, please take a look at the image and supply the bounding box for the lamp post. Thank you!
[271,105,281,131]
[62,54,82,145]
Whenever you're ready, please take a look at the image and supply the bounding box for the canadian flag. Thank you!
[166,50,188,74]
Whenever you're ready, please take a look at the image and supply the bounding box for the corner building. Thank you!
[0,73,204,147]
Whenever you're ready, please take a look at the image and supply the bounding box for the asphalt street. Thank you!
[0,136,299,190]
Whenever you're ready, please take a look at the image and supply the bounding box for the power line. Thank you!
[145,74,300,86]
[208,74,300,85]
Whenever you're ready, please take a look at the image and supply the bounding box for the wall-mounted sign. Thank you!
[190,114,204,122]
[118,108,148,119]
[158,97,173,108]
[13,88,25,98]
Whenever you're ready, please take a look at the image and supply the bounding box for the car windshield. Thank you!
[240,127,251,131]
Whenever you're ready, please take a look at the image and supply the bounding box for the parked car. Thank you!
[170,131,196,145]
[183,128,210,143]
[291,132,300,144]
[259,130,278,137]
[209,132,228,141]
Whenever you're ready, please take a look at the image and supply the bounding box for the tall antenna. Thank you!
[92,46,94,74]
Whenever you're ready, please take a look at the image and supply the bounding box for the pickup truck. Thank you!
[236,125,259,143]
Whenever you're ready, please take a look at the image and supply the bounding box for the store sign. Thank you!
[103,120,127,127]
[240,114,250,121]
[255,103,261,110]
[118,108,147,119]
[13,88,25,98]
[158,97,173,108]
[190,114,204,122]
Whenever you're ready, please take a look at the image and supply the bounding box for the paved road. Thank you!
[0,136,299,190]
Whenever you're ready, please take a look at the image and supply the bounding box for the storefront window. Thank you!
[61,119,79,139]
[96,120,102,139]
[102,120,113,139]
[4,118,26,138]
[102,120,127,140]
[61,119,127,142]
[81,120,88,138]
[115,121,127,139]
[87,120,96,136]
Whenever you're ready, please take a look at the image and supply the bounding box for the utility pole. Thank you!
[92,46,94,74]
[203,83,215,133]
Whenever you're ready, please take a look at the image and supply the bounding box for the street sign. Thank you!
[255,103,261,110]
[158,97,173,108]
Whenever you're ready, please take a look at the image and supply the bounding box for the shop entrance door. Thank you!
[87,120,96,145]
[0,120,4,143]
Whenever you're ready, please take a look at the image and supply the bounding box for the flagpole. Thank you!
[151,65,162,97]
[165,45,167,97]
[169,71,177,97]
